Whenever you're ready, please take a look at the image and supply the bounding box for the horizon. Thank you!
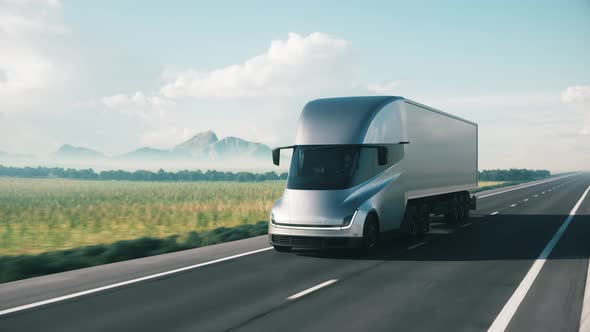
[2,129,268,157]
[0,1,589,172]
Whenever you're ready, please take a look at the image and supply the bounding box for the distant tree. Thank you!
[0,164,294,182]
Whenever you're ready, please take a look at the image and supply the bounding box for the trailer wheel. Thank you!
[457,204,466,221]
[418,204,430,236]
[401,203,422,238]
[362,214,379,252]
[445,198,460,225]
[463,199,471,219]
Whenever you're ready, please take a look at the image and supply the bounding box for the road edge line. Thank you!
[0,246,273,317]
[478,174,577,199]
[487,184,590,332]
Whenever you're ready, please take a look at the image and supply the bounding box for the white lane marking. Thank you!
[407,241,427,250]
[491,211,500,215]
[510,204,517,208]
[478,174,578,199]
[287,279,338,300]
[460,223,472,228]
[524,199,529,202]
[581,259,590,332]
[0,246,274,316]
[534,195,539,197]
[488,184,590,332]
[542,192,546,194]
[548,189,552,192]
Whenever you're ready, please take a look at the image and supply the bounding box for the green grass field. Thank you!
[478,181,507,188]
[0,178,284,256]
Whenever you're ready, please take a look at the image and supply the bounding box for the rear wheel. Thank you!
[362,214,379,252]
[463,198,471,220]
[417,204,430,236]
[445,199,460,226]
[273,245,291,253]
[402,203,427,238]
[458,203,466,221]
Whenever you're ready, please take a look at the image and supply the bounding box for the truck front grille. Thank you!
[271,234,348,249]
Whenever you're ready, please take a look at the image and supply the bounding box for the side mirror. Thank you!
[377,146,388,166]
[272,148,280,166]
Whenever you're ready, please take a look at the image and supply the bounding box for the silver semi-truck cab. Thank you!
[269,96,478,252]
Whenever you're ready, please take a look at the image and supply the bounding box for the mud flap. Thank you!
[470,195,477,210]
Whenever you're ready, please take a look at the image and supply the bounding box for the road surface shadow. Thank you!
[296,213,590,262]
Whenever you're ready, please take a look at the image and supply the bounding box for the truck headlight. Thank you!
[342,211,357,228]
[270,212,276,225]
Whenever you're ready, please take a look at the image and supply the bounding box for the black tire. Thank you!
[273,245,291,252]
[457,203,466,221]
[401,204,421,239]
[463,200,471,220]
[362,214,380,252]
[417,204,430,236]
[445,204,459,225]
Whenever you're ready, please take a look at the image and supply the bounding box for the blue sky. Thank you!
[0,0,589,171]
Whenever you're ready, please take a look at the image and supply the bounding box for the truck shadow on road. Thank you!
[296,213,590,262]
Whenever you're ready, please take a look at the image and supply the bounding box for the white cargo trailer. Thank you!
[270,96,477,251]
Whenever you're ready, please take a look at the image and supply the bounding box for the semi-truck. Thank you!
[269,96,478,252]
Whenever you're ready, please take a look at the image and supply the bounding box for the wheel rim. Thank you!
[366,223,378,248]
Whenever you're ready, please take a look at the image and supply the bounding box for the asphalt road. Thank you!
[1,173,590,332]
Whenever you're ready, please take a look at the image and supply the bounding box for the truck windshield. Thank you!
[287,145,379,190]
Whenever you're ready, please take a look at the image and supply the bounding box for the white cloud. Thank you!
[0,0,69,107]
[561,85,590,135]
[161,32,353,99]
[561,85,590,105]
[366,81,401,95]
[427,93,560,110]
[1,0,61,7]
[100,91,181,148]
[101,91,175,127]
[102,91,175,112]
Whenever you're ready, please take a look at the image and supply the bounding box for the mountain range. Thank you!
[55,144,105,160]
[116,131,272,162]
[0,131,285,170]
[48,131,272,168]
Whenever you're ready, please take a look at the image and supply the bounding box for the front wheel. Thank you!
[362,214,380,252]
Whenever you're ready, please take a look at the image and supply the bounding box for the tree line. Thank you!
[0,165,549,183]
[0,165,288,182]
[479,168,550,181]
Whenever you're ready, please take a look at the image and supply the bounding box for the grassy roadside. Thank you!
[471,177,553,193]
[0,221,268,284]
[0,178,283,256]
[0,175,555,284]
[472,180,519,193]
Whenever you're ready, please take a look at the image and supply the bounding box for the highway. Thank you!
[1,173,590,332]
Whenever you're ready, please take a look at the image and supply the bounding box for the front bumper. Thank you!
[269,234,363,249]
[268,209,368,250]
